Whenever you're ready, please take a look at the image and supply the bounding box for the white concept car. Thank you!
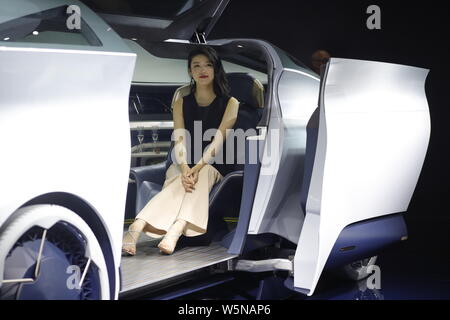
[0,0,430,300]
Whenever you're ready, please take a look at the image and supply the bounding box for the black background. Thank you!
[211,0,450,221]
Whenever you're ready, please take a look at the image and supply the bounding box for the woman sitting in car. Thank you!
[122,46,239,255]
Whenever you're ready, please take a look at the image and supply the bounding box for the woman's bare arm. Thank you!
[172,97,190,174]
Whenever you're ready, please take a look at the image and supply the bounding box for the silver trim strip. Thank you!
[284,68,320,81]
[164,39,191,43]
[130,122,174,129]
[0,46,135,57]
[2,278,34,284]
[79,258,92,289]
[34,229,47,278]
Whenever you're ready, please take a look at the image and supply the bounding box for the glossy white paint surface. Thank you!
[0,46,135,298]
[248,69,320,243]
[294,58,430,295]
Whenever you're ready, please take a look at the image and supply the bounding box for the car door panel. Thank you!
[247,47,321,245]
[0,0,136,258]
[293,58,430,295]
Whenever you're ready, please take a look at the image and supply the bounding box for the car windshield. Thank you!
[272,45,313,72]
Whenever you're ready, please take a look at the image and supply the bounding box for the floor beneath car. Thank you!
[119,217,450,300]
[119,231,237,297]
[160,217,450,300]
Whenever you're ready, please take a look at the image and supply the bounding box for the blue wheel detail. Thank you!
[1,222,101,300]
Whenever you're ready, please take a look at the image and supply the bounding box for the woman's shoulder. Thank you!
[225,95,239,108]
[173,96,183,109]
[173,94,189,113]
[174,92,195,107]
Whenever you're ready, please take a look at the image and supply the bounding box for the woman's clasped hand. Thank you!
[180,164,200,193]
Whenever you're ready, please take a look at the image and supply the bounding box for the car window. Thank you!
[128,88,174,121]
[0,6,101,46]
[222,59,267,85]
[272,45,312,72]
[126,39,190,84]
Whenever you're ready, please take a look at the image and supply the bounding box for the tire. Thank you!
[0,204,110,300]
[340,256,378,281]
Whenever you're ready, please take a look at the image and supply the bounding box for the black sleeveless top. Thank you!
[182,92,232,177]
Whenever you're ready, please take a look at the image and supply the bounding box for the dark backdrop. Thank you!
[210,0,450,221]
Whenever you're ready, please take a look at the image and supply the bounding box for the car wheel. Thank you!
[0,204,110,300]
[341,256,378,281]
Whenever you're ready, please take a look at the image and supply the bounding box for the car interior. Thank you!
[125,40,270,247]
[130,72,265,244]
[119,40,275,297]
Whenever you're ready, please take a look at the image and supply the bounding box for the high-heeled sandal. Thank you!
[157,233,182,255]
[121,230,140,256]
[157,221,185,255]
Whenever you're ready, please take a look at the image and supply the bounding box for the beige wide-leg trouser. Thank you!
[135,163,223,238]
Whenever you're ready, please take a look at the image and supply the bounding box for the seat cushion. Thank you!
[209,170,244,211]
[136,181,163,214]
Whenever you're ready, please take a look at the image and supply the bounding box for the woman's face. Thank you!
[189,54,215,86]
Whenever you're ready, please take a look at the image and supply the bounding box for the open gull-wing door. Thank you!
[293,58,430,295]
[82,0,230,43]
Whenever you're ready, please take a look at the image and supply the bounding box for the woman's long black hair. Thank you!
[188,46,230,97]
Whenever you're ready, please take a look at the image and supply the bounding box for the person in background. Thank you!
[311,50,331,75]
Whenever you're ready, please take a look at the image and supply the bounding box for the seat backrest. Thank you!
[170,73,264,110]
[166,73,264,171]
[226,72,265,109]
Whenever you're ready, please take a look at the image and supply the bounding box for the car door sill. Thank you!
[119,242,237,296]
